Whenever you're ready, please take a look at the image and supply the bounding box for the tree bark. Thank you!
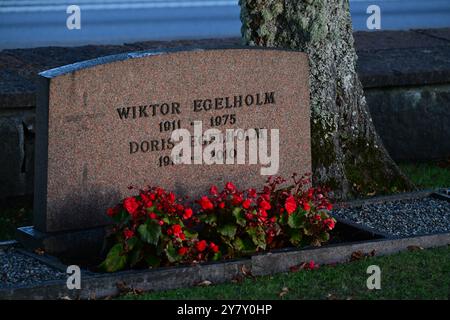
[240,0,414,199]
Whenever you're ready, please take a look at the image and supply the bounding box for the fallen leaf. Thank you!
[197,280,212,287]
[116,281,132,294]
[231,275,244,284]
[132,288,144,295]
[326,293,338,300]
[350,251,364,261]
[289,265,300,273]
[407,245,424,252]
[279,287,289,298]
[241,265,255,279]
[350,250,375,262]
[34,248,45,255]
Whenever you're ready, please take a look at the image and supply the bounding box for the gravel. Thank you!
[332,197,450,237]
[0,247,66,288]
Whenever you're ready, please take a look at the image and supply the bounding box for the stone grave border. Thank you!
[1,189,449,300]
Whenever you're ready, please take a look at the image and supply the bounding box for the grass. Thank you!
[120,246,450,300]
[0,196,32,241]
[399,161,450,189]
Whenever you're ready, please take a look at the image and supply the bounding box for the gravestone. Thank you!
[17,47,311,256]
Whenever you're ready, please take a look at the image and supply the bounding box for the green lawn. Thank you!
[399,162,450,189]
[120,246,450,300]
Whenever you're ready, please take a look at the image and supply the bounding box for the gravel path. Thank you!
[0,247,66,288]
[333,197,450,237]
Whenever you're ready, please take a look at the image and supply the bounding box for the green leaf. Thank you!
[102,243,127,272]
[138,220,162,246]
[319,232,330,242]
[203,213,217,226]
[162,217,170,224]
[112,209,129,223]
[184,229,198,240]
[126,237,139,251]
[218,224,237,239]
[128,248,143,267]
[304,226,314,236]
[232,207,246,227]
[165,242,179,263]
[288,212,304,229]
[144,254,161,268]
[212,252,222,261]
[233,237,256,254]
[247,226,266,250]
[288,230,302,246]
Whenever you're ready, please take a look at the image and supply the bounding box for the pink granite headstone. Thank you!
[34,48,311,233]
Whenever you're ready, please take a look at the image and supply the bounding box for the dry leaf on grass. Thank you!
[240,265,255,279]
[407,245,424,251]
[279,287,289,298]
[326,293,338,300]
[197,280,212,287]
[350,250,376,262]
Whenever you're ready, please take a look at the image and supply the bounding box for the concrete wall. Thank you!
[0,108,34,198]
[366,84,450,162]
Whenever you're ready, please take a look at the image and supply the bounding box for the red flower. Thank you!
[259,199,271,211]
[149,212,157,219]
[167,192,176,204]
[219,202,225,209]
[106,207,116,217]
[324,218,335,230]
[209,185,218,195]
[305,260,318,270]
[156,187,165,196]
[183,208,193,219]
[123,197,140,217]
[123,228,134,240]
[178,247,188,256]
[313,214,322,222]
[196,240,207,252]
[326,203,333,211]
[199,196,214,210]
[242,199,252,209]
[158,220,164,226]
[284,195,297,214]
[140,192,153,208]
[248,188,257,198]
[302,202,311,211]
[209,242,219,253]
[232,194,243,205]
[172,224,182,236]
[225,182,236,192]
[307,188,314,199]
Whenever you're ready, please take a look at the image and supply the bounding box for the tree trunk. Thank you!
[240,0,414,199]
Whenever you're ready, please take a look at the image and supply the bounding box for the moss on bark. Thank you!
[239,0,414,199]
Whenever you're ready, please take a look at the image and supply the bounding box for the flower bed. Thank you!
[101,175,336,272]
